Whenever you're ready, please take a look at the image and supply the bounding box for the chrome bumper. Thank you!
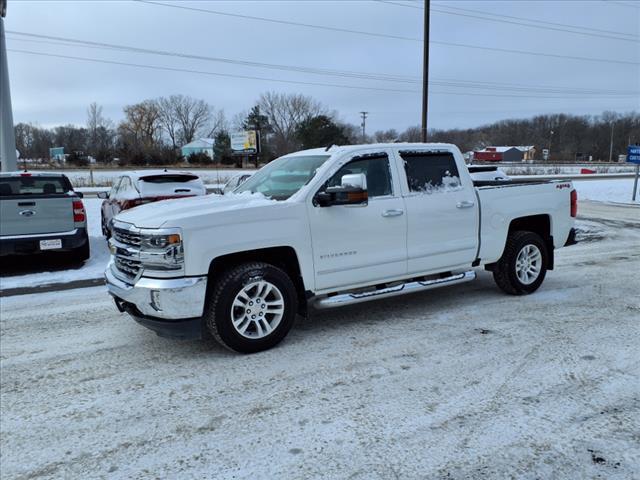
[105,262,207,319]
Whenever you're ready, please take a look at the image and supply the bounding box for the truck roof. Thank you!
[281,143,459,158]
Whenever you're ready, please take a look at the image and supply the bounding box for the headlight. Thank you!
[139,228,184,275]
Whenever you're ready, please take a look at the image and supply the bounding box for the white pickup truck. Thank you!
[105,143,577,353]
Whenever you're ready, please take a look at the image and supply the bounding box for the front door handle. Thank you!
[382,209,404,217]
[456,201,475,209]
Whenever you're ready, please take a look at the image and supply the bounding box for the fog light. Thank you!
[150,290,162,312]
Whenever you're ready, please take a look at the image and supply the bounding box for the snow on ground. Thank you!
[1,202,639,479]
[573,178,640,205]
[0,199,109,291]
[41,169,256,187]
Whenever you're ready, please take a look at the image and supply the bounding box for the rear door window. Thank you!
[400,151,462,193]
[0,176,72,196]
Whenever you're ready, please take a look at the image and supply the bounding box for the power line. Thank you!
[7,33,638,97]
[376,0,640,43]
[132,1,640,66]
[431,2,639,38]
[8,48,639,100]
[135,0,422,42]
[6,30,418,83]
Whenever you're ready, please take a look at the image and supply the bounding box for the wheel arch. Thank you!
[207,246,308,315]
[487,214,554,271]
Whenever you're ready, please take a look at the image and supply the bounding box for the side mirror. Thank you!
[315,173,368,207]
[97,191,109,199]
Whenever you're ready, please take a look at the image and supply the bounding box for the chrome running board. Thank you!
[314,270,476,309]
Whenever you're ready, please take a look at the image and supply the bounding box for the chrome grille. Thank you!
[113,227,141,247]
[114,255,141,278]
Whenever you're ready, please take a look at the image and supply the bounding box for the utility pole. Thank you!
[608,121,614,163]
[421,0,430,143]
[548,130,554,162]
[360,111,368,143]
[0,0,18,172]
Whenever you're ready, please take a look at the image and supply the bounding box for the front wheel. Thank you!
[493,231,548,295]
[205,262,298,353]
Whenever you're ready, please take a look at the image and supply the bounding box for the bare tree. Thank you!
[120,100,162,151]
[156,95,214,146]
[374,129,399,143]
[399,126,421,142]
[206,109,227,138]
[87,102,115,161]
[258,92,323,156]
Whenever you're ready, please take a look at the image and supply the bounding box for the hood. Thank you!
[115,192,277,229]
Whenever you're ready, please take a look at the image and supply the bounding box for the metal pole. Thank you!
[608,122,614,163]
[633,164,639,202]
[421,0,430,143]
[0,2,18,172]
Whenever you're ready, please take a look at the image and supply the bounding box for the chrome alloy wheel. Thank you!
[515,244,543,285]
[231,280,285,339]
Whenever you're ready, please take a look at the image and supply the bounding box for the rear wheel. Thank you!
[493,231,548,295]
[205,262,298,353]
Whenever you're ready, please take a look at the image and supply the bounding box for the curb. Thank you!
[0,278,105,297]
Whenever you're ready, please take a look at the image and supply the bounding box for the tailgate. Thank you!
[0,197,75,236]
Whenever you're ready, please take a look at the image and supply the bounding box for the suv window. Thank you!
[400,151,462,193]
[0,176,72,196]
[327,153,392,198]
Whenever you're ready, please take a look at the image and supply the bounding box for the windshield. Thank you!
[234,154,330,200]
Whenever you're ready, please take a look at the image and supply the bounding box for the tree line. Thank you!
[14,92,639,166]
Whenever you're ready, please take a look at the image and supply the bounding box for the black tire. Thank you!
[205,262,298,353]
[493,231,548,295]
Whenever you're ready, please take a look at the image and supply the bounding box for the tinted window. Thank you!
[140,174,199,183]
[400,151,462,193]
[0,176,71,196]
[327,153,392,198]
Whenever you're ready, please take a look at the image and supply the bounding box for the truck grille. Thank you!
[112,225,142,279]
[114,255,142,278]
[113,227,141,247]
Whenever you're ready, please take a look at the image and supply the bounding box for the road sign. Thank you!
[231,130,259,154]
[627,145,640,164]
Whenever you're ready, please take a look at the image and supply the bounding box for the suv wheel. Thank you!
[493,231,548,295]
[205,262,298,353]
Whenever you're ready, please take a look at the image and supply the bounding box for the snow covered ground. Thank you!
[573,178,640,205]
[1,201,638,479]
[41,169,255,187]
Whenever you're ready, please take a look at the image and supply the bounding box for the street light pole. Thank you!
[421,0,430,143]
[0,0,18,172]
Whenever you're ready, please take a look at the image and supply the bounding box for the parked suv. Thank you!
[99,170,206,238]
[0,172,89,261]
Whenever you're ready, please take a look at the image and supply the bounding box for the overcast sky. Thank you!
[5,0,640,133]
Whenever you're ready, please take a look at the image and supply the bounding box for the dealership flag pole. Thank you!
[0,0,18,172]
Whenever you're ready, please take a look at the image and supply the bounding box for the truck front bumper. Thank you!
[105,263,208,339]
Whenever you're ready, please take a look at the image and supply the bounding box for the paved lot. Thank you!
[1,201,639,479]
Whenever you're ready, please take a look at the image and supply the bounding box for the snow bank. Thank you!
[573,179,640,205]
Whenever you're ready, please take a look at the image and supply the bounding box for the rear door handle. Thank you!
[456,201,475,209]
[382,209,404,217]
